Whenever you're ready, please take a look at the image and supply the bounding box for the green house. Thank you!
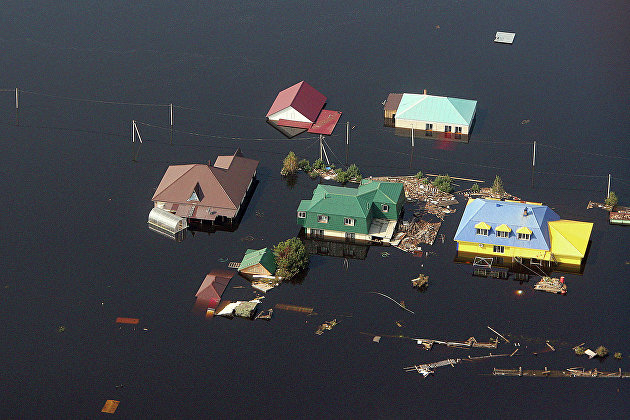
[238,248,277,276]
[297,180,405,243]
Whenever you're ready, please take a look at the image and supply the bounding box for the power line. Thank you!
[19,89,170,107]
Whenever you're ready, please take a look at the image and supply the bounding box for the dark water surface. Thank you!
[1,2,629,418]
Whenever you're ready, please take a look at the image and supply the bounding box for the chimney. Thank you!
[423,89,427,95]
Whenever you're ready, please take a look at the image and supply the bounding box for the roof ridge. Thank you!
[155,164,199,199]
[446,97,467,122]
[209,166,238,208]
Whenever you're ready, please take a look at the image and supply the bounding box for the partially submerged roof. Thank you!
[495,31,516,44]
[196,269,235,307]
[454,199,560,250]
[384,93,403,111]
[239,248,277,275]
[266,81,327,123]
[152,149,258,220]
[395,93,477,126]
[308,109,342,135]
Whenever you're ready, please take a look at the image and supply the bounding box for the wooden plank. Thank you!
[116,317,139,324]
[101,400,120,414]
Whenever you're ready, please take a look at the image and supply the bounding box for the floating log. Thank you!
[493,367,630,378]
[274,303,314,314]
[487,326,510,343]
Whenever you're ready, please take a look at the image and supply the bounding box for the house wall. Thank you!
[300,212,370,235]
[268,106,311,123]
[457,241,553,261]
[240,263,272,276]
[371,192,405,220]
[394,118,470,134]
[305,228,372,242]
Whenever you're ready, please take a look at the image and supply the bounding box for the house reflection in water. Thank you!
[302,237,369,260]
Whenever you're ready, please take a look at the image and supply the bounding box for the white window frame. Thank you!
[317,214,328,223]
[455,126,462,134]
[444,125,452,133]
[425,123,433,131]
[476,228,489,236]
[493,245,505,253]
[297,211,306,219]
[517,232,531,240]
[496,230,509,238]
[344,217,355,226]
[381,204,389,213]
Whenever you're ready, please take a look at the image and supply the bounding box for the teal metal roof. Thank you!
[395,93,477,126]
[239,248,277,274]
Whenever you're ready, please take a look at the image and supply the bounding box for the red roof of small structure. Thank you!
[307,110,342,135]
[266,81,327,122]
[152,149,258,220]
[277,119,313,129]
[196,269,235,308]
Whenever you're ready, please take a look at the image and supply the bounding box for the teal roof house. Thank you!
[297,180,405,243]
[383,92,477,140]
[238,248,277,276]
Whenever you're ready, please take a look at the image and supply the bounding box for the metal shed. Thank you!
[147,207,188,233]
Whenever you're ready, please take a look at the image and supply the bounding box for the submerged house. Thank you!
[151,149,258,225]
[297,180,405,243]
[454,199,593,271]
[194,270,235,315]
[238,248,277,276]
[266,81,342,137]
[383,92,477,141]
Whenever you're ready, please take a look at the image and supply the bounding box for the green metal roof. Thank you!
[299,182,403,217]
[395,93,477,126]
[239,248,277,274]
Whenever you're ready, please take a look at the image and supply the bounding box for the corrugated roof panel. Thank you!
[308,109,342,135]
[395,93,477,126]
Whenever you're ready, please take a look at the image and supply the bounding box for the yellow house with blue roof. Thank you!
[454,198,593,271]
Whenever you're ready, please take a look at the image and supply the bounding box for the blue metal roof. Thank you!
[454,199,560,250]
[395,93,477,126]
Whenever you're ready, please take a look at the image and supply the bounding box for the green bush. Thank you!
[415,171,423,179]
[596,346,609,358]
[347,164,361,180]
[274,237,309,279]
[574,346,585,355]
[471,183,480,193]
[432,175,453,193]
[614,352,622,360]
[298,159,311,172]
[313,158,325,171]
[308,170,319,179]
[336,170,349,184]
[605,191,618,208]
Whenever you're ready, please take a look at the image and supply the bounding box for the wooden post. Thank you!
[607,173,611,198]
[345,121,349,165]
[410,127,415,168]
[319,134,323,162]
[531,140,536,188]
[15,87,19,125]
[170,103,173,145]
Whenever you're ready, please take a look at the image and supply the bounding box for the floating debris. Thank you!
[274,303,314,314]
[234,300,260,319]
[404,359,460,377]
[534,276,567,295]
[251,282,276,293]
[373,336,381,343]
[255,308,273,320]
[411,274,429,289]
[57,326,66,333]
[315,319,338,335]
[101,400,120,414]
[381,251,390,258]
[487,326,510,343]
[585,349,597,359]
[494,31,516,44]
[116,317,140,325]
[414,336,498,350]
[521,119,531,125]
[493,367,629,378]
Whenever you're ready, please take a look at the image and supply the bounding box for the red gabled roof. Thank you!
[152,149,258,220]
[277,119,313,129]
[196,270,235,308]
[266,81,327,122]
[308,109,342,135]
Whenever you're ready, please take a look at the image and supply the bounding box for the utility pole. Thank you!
[531,140,536,188]
[607,173,611,198]
[15,87,19,125]
[410,127,415,168]
[345,121,350,165]
[319,134,323,162]
[169,103,173,145]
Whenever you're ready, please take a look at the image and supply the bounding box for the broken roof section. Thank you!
[152,149,258,221]
[308,110,342,135]
[495,31,516,44]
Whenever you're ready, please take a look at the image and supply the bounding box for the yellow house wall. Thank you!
[456,241,551,261]
[241,263,272,276]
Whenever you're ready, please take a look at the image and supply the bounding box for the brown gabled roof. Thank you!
[152,149,258,219]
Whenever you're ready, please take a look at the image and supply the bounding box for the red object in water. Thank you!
[116,317,140,324]
[560,276,565,283]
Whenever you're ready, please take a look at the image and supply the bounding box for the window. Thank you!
[312,229,324,238]
[517,232,531,240]
[344,217,355,226]
[345,232,355,243]
[496,230,509,238]
[493,245,504,253]
[297,211,306,219]
[317,214,328,223]
[381,204,389,213]
[454,127,462,134]
[444,125,452,133]
[425,123,433,130]
[476,228,489,236]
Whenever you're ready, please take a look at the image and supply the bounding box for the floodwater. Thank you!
[1,2,629,418]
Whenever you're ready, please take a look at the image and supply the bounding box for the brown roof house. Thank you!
[151,149,258,225]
